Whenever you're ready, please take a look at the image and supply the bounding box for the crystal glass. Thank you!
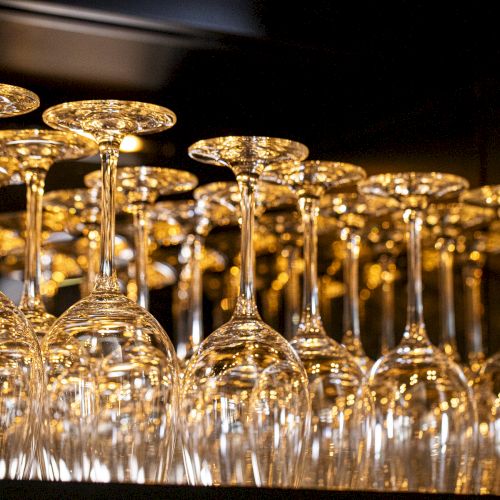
[258,210,303,340]
[359,172,476,493]
[0,84,44,480]
[41,100,179,483]
[425,202,494,363]
[0,83,39,117]
[182,136,310,487]
[460,184,500,494]
[85,166,198,310]
[263,160,373,489]
[320,192,397,373]
[43,187,102,296]
[0,129,97,338]
[366,218,405,356]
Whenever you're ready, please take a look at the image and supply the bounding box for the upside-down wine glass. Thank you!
[182,136,310,487]
[359,172,476,493]
[152,196,231,365]
[85,166,198,310]
[320,192,397,373]
[460,184,500,495]
[425,202,493,363]
[0,129,97,338]
[42,100,179,483]
[43,187,102,296]
[366,218,405,356]
[263,160,373,489]
[0,84,45,479]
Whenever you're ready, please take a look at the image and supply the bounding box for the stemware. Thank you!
[41,100,179,482]
[0,84,45,479]
[366,219,405,356]
[154,195,234,364]
[359,172,476,493]
[0,83,39,117]
[43,187,102,296]
[425,202,493,363]
[263,160,373,489]
[181,136,310,487]
[0,129,97,338]
[320,192,397,373]
[460,185,500,494]
[85,166,198,310]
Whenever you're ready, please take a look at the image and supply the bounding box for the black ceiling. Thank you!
[1,0,500,199]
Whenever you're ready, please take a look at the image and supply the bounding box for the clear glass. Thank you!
[182,136,310,487]
[0,83,39,117]
[475,352,500,494]
[263,160,374,489]
[359,172,477,493]
[85,166,198,310]
[0,83,44,480]
[0,129,97,339]
[320,192,396,372]
[41,100,179,483]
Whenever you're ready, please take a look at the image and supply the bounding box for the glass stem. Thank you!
[190,234,204,350]
[20,168,48,312]
[403,209,428,343]
[463,251,485,366]
[342,228,361,346]
[85,227,100,295]
[438,238,459,360]
[133,205,149,310]
[284,245,301,340]
[380,254,396,355]
[233,174,259,319]
[94,140,120,293]
[297,195,322,335]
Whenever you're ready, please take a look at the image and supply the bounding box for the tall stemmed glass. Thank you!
[182,136,310,487]
[42,100,179,483]
[43,187,102,296]
[85,166,198,310]
[0,129,97,338]
[366,219,404,356]
[359,172,476,493]
[460,185,500,494]
[263,160,373,489]
[0,84,45,479]
[320,192,396,373]
[425,202,493,363]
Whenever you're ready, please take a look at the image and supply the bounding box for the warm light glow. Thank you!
[119,135,144,153]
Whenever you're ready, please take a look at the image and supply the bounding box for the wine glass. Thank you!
[85,166,198,310]
[460,184,500,494]
[41,100,179,483]
[0,84,45,479]
[366,218,405,356]
[263,160,373,489]
[359,172,476,493]
[0,129,97,338]
[0,83,39,117]
[425,202,494,363]
[182,136,310,487]
[320,192,397,373]
[43,187,102,296]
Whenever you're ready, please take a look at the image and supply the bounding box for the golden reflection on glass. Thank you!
[263,160,373,489]
[0,83,45,480]
[182,136,311,487]
[359,172,476,493]
[85,166,198,310]
[41,100,179,483]
[0,129,97,339]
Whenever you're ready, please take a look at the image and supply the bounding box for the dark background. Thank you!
[0,1,499,358]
